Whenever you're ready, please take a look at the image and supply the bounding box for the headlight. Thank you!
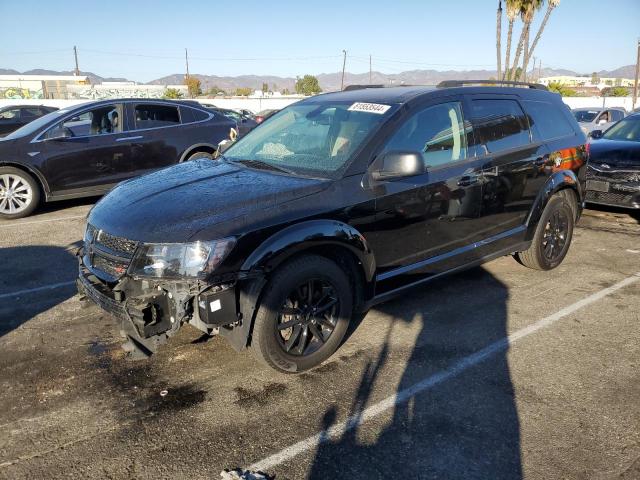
[129,238,235,279]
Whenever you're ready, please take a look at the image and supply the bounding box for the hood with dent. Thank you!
[589,139,640,168]
[88,159,331,242]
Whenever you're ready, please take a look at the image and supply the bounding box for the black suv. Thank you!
[0,99,235,219]
[78,82,587,372]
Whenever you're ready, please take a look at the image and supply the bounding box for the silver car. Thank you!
[572,107,627,135]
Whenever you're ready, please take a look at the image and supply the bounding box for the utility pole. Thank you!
[73,46,80,76]
[532,56,537,81]
[185,48,191,98]
[341,50,347,91]
[633,39,640,110]
[369,54,372,84]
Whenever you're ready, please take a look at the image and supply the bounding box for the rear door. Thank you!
[464,95,543,237]
[122,102,182,177]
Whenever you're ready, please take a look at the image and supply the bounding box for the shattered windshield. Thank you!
[223,101,397,178]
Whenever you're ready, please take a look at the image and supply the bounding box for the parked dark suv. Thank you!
[78,81,587,372]
[0,99,236,219]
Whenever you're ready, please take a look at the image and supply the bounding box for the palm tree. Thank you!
[496,1,503,80]
[509,0,543,81]
[522,0,560,79]
[503,0,522,80]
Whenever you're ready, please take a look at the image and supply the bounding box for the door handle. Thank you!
[115,135,144,142]
[457,175,480,187]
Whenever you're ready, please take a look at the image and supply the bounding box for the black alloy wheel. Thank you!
[276,278,340,356]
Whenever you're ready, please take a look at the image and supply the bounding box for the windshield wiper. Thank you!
[233,159,295,175]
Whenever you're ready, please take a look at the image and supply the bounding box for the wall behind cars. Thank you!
[0,96,635,114]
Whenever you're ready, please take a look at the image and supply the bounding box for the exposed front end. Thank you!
[77,224,241,356]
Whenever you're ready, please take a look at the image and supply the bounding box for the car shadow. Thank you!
[308,267,522,479]
[585,203,640,224]
[0,245,79,337]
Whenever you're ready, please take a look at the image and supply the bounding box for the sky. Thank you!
[1,0,638,82]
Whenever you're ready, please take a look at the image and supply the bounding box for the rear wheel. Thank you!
[515,194,574,270]
[0,167,40,219]
[249,255,353,373]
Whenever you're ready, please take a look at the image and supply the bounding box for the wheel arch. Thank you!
[525,170,581,241]
[221,220,376,351]
[0,161,51,200]
[179,143,217,162]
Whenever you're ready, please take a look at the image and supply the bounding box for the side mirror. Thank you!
[589,129,603,139]
[217,139,235,156]
[597,119,607,125]
[370,151,425,181]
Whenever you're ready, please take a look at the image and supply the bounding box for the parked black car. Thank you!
[78,82,587,372]
[586,113,640,209]
[0,104,58,137]
[207,106,258,137]
[0,99,236,218]
[254,109,279,124]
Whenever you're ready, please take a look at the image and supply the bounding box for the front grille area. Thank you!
[95,230,138,256]
[585,190,634,205]
[85,224,138,281]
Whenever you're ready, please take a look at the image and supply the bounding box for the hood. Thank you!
[589,139,640,169]
[88,159,331,242]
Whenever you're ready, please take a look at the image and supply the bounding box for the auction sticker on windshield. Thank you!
[348,102,391,114]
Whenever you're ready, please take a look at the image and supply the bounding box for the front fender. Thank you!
[241,219,376,283]
[525,169,582,240]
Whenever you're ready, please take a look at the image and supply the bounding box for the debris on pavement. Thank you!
[220,468,272,480]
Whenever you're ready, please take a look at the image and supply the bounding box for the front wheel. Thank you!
[515,194,575,270]
[249,255,354,373]
[0,167,41,219]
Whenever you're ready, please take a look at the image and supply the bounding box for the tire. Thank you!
[515,194,575,270]
[185,151,214,162]
[249,255,354,373]
[0,167,41,219]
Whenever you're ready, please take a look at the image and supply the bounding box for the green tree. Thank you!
[548,82,576,96]
[261,82,269,93]
[602,86,629,97]
[235,87,252,96]
[521,0,561,80]
[509,0,543,81]
[591,72,600,84]
[163,88,183,99]
[281,88,291,95]
[503,0,523,80]
[206,85,226,96]
[295,75,322,95]
[185,77,202,97]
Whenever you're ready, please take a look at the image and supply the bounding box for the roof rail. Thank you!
[437,80,548,91]
[342,84,385,91]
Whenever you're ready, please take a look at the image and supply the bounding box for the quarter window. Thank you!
[610,110,624,122]
[470,99,531,153]
[44,104,122,139]
[523,100,575,141]
[135,104,180,129]
[384,101,469,168]
[0,109,20,120]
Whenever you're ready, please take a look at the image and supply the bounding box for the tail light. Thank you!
[585,142,590,159]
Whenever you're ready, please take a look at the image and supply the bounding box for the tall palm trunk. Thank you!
[523,1,560,77]
[496,1,503,80]
[510,21,529,81]
[522,27,530,81]
[503,18,515,80]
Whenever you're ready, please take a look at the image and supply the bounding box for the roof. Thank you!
[303,84,558,106]
[571,107,627,112]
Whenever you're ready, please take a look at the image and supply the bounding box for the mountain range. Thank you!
[1,65,636,92]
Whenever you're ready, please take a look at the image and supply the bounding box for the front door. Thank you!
[366,98,488,292]
[40,103,131,194]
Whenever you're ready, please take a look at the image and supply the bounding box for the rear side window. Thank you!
[524,100,575,141]
[470,99,531,153]
[135,104,180,129]
[191,108,209,121]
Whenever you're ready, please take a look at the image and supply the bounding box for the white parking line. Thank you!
[0,215,86,228]
[0,281,76,300]
[248,272,640,473]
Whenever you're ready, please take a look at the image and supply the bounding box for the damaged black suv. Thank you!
[78,81,587,372]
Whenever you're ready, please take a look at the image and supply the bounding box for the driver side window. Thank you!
[44,105,122,139]
[384,101,469,168]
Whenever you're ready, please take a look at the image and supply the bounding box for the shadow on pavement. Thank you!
[308,267,522,479]
[0,245,78,337]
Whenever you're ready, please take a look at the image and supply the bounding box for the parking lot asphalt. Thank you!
[0,202,639,480]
